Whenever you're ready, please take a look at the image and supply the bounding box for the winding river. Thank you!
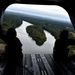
[16,21,56,54]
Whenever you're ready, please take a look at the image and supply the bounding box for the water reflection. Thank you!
[16,21,56,54]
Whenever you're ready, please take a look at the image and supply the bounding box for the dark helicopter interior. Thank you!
[0,0,75,75]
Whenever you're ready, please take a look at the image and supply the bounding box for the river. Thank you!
[16,21,56,54]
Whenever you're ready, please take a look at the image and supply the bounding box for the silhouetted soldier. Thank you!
[0,27,23,75]
[53,30,75,62]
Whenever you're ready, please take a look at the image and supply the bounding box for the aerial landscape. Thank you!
[0,4,75,56]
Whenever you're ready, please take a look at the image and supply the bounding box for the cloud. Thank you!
[6,4,71,23]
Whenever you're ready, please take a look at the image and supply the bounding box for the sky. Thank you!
[5,4,72,24]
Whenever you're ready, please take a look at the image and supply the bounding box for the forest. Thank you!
[2,11,22,33]
[0,11,75,57]
[1,11,75,45]
[26,26,46,46]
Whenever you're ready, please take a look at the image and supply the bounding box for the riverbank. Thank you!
[16,21,55,54]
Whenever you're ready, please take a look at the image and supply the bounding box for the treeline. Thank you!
[34,24,60,39]
[20,12,75,39]
[33,23,75,39]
